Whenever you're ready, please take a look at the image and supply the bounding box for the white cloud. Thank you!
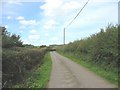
[40,0,84,17]
[29,29,37,34]
[40,0,118,25]
[2,0,45,3]
[90,0,119,2]
[28,29,40,40]
[19,19,37,27]
[19,30,23,33]
[23,33,40,45]
[43,19,58,30]
[40,0,63,16]
[67,1,118,29]
[3,0,22,5]
[7,16,12,20]
[45,33,49,36]
[16,16,25,20]
[52,37,59,41]
[5,25,8,28]
[28,34,40,40]
[23,39,29,44]
[7,2,22,5]
[40,0,117,29]
[62,1,81,10]
[16,16,37,27]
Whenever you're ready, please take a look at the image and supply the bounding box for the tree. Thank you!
[1,26,23,48]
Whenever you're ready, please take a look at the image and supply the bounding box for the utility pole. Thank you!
[63,28,65,45]
[63,0,89,45]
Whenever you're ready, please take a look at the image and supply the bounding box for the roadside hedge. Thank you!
[57,24,118,72]
[1,26,48,88]
[2,47,47,88]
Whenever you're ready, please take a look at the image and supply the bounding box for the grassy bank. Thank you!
[14,52,52,88]
[57,50,118,86]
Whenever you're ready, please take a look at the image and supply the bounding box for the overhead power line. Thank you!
[63,0,90,45]
[65,0,90,29]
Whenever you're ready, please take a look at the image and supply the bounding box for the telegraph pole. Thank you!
[63,28,65,45]
[63,0,89,45]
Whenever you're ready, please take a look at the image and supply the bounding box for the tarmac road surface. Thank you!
[47,51,117,88]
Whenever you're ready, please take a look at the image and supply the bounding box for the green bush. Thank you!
[57,24,118,72]
[1,26,23,48]
[2,47,47,87]
[1,26,48,87]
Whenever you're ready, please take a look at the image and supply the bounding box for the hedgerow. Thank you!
[1,27,47,87]
[57,24,118,72]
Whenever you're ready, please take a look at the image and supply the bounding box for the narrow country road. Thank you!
[47,51,116,88]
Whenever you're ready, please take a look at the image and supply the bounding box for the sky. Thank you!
[118,1,120,25]
[1,0,119,46]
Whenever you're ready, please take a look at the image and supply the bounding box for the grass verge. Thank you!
[14,52,52,88]
[57,51,118,86]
